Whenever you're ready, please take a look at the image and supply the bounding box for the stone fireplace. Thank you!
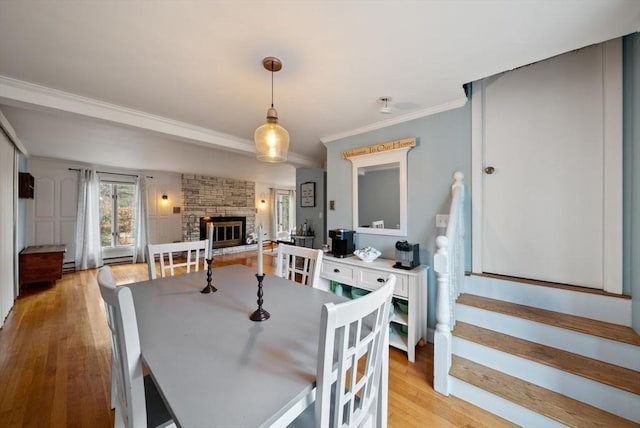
[199,216,246,249]
[182,174,256,253]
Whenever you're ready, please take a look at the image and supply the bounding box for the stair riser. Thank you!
[462,276,631,325]
[449,377,564,428]
[456,304,640,371]
[453,337,640,423]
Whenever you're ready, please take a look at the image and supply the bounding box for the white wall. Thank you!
[0,128,16,326]
[26,156,183,264]
[146,173,183,244]
[254,182,272,240]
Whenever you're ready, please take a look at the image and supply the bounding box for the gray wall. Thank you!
[325,104,472,329]
[623,33,640,332]
[296,168,326,249]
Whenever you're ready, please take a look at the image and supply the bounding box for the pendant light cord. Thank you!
[271,66,274,108]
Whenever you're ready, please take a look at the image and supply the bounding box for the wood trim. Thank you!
[341,137,416,159]
[457,293,640,346]
[471,272,631,299]
[470,80,483,273]
[453,322,640,395]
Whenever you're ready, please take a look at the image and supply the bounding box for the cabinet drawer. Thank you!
[321,261,355,284]
[358,271,408,298]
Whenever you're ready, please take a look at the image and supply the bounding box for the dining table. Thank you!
[127,263,347,428]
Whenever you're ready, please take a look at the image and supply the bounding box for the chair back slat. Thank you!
[275,244,323,288]
[317,275,395,427]
[146,240,210,280]
[97,266,146,428]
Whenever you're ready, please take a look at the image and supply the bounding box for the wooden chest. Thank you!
[19,245,66,286]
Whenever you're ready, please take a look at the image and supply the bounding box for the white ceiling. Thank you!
[1,1,638,186]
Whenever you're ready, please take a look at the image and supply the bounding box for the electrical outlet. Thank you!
[436,214,449,228]
[329,200,335,210]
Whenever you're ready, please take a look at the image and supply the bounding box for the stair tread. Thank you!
[453,322,640,395]
[451,355,638,427]
[458,293,640,346]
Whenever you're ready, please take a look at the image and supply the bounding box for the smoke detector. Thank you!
[378,97,392,114]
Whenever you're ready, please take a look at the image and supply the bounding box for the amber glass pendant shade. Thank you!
[254,57,289,162]
[254,107,289,162]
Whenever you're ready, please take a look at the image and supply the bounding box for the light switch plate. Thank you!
[436,214,449,228]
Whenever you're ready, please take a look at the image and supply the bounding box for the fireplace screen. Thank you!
[200,217,246,249]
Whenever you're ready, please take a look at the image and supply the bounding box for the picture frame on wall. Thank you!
[300,182,315,207]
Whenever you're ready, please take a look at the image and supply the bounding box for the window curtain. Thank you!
[75,169,102,270]
[269,187,277,240]
[132,175,149,263]
[288,189,296,234]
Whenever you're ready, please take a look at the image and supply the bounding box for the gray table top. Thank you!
[128,264,345,428]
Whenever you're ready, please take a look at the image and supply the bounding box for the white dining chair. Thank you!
[285,275,395,428]
[371,220,385,229]
[146,239,209,280]
[97,266,176,428]
[275,243,323,288]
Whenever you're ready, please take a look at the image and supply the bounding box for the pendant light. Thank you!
[254,57,290,163]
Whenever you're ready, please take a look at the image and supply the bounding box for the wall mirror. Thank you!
[347,142,412,236]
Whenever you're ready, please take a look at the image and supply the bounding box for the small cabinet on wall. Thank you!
[18,172,34,199]
[318,255,428,362]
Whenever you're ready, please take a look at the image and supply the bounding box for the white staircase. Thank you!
[447,275,640,427]
[432,171,640,426]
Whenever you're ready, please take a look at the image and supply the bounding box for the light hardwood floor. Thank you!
[0,251,513,427]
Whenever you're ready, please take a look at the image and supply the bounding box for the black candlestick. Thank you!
[250,274,270,321]
[200,258,217,293]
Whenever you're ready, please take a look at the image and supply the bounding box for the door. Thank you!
[472,40,622,292]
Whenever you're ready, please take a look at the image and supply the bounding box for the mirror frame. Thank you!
[349,147,410,236]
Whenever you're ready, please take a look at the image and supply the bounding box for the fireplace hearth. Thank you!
[200,217,246,249]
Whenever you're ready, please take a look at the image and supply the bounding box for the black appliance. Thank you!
[394,240,420,269]
[328,229,355,258]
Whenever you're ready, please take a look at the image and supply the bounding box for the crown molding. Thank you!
[320,97,468,145]
[0,76,318,168]
[0,109,28,155]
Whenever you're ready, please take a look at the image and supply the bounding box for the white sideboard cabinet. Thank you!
[318,255,428,362]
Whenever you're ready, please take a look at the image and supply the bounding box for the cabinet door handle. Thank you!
[334,268,340,273]
[377,277,385,283]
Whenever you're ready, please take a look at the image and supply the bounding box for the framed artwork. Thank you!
[300,182,316,207]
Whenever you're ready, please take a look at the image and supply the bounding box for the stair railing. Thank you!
[433,171,465,395]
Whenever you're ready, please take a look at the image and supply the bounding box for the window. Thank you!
[100,182,136,247]
[274,189,294,237]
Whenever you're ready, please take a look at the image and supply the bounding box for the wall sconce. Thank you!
[161,194,169,205]
[261,199,266,205]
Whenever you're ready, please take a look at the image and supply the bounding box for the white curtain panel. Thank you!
[132,175,149,263]
[288,189,296,234]
[75,169,103,270]
[270,187,276,240]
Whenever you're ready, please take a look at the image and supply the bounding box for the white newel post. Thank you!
[433,171,464,396]
[434,236,452,395]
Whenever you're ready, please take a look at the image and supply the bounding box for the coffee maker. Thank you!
[394,240,420,269]
[328,229,355,258]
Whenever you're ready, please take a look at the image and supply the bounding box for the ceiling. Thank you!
[1,1,638,186]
